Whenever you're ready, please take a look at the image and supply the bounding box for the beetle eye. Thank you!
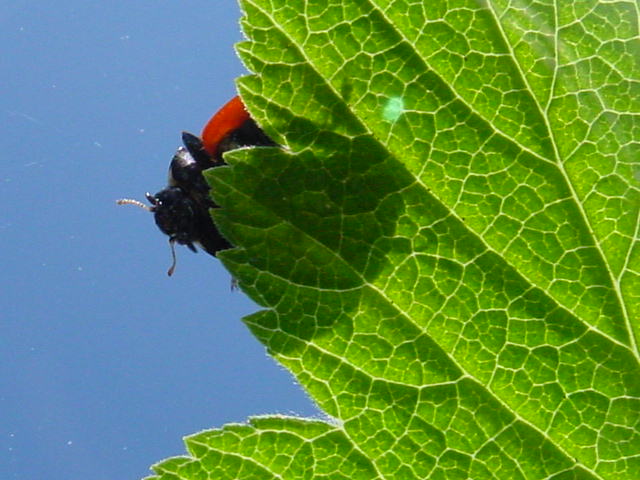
[145,193,159,206]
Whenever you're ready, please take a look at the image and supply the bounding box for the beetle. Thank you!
[118,96,276,275]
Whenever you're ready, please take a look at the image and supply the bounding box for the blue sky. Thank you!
[1,2,318,479]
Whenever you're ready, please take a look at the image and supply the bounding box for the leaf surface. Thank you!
[148,1,639,479]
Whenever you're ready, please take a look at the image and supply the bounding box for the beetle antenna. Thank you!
[167,238,178,276]
[116,198,153,212]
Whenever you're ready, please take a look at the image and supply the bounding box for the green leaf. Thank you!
[147,1,639,479]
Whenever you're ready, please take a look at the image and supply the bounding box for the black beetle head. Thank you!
[146,187,198,253]
[117,185,200,276]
